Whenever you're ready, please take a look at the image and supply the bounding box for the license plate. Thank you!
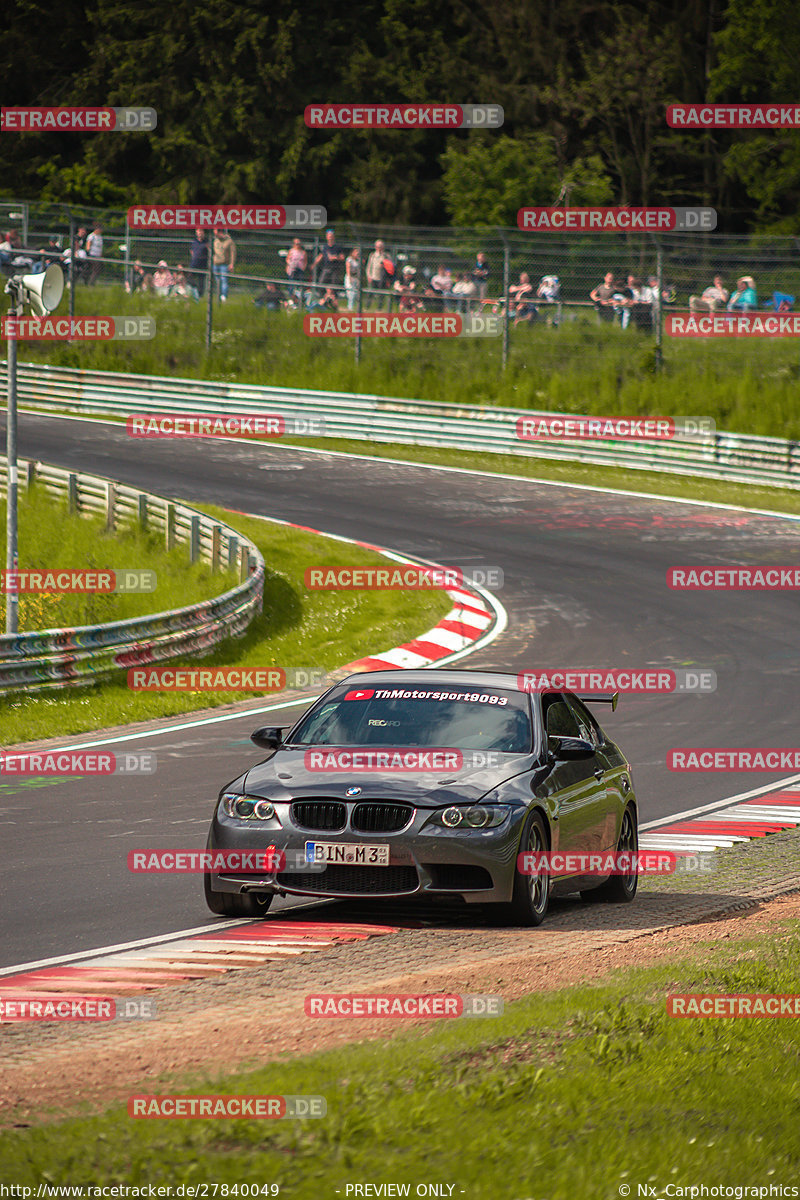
[305,841,390,866]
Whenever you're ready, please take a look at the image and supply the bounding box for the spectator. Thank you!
[0,230,34,272]
[537,275,560,303]
[727,276,757,312]
[314,229,345,290]
[213,228,235,302]
[509,272,537,325]
[452,272,477,313]
[590,270,618,322]
[365,239,390,309]
[63,237,88,287]
[344,247,360,311]
[472,251,490,302]
[306,286,339,313]
[71,227,89,283]
[254,281,286,311]
[189,229,209,298]
[394,265,422,312]
[31,236,63,274]
[619,274,642,330]
[85,223,103,285]
[125,259,152,294]
[171,264,197,301]
[285,237,307,301]
[689,275,728,313]
[152,261,176,296]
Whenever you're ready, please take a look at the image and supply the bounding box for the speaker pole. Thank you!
[4,280,21,635]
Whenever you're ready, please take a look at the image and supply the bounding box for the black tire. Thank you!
[581,805,638,904]
[203,867,228,915]
[221,890,274,918]
[505,809,551,926]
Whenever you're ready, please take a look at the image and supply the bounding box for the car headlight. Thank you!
[220,793,280,823]
[426,805,512,830]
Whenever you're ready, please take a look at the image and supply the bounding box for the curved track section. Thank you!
[3,411,800,966]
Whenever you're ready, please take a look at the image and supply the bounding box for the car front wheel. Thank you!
[505,809,551,926]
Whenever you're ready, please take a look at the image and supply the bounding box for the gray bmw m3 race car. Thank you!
[204,669,639,926]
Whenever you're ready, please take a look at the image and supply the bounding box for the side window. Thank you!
[545,698,582,740]
[566,697,602,746]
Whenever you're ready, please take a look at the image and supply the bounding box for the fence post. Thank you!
[138,493,148,529]
[239,545,250,583]
[67,472,78,513]
[124,214,131,293]
[228,535,239,570]
[355,240,362,366]
[106,481,116,530]
[205,247,213,351]
[190,514,200,563]
[26,461,36,489]
[211,524,221,572]
[502,238,510,371]
[165,502,176,550]
[654,240,664,373]
[68,210,75,322]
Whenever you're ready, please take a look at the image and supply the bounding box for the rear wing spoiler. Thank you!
[576,691,619,712]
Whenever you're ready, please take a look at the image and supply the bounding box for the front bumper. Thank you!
[206,805,530,904]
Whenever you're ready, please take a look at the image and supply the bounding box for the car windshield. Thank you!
[289,684,531,752]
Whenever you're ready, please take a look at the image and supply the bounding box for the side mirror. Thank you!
[251,726,284,751]
[548,735,595,761]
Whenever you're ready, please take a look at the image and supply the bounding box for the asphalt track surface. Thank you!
[3,411,800,967]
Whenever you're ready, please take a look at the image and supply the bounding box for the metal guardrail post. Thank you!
[67,472,78,513]
[106,481,117,530]
[211,524,221,572]
[228,535,239,569]
[25,460,35,488]
[502,239,510,371]
[189,514,200,563]
[239,546,249,583]
[138,493,148,529]
[165,502,176,550]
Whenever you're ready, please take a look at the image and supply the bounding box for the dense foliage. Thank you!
[2,0,796,231]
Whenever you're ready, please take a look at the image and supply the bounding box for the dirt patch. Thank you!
[3,885,800,1126]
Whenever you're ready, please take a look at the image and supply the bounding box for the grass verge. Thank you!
[0,487,238,633]
[13,285,800,439]
[0,506,452,745]
[1,914,798,1192]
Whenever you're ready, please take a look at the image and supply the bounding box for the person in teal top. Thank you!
[727,275,758,310]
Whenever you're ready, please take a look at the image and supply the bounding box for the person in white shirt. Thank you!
[85,224,103,285]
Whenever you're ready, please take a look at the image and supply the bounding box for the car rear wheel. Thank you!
[505,809,550,926]
[581,805,638,904]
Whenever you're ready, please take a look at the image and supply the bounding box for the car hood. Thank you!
[242,747,532,807]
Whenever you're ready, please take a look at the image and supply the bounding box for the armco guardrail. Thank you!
[8,362,800,490]
[0,458,264,694]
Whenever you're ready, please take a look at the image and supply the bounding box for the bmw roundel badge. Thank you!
[345,786,362,797]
